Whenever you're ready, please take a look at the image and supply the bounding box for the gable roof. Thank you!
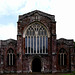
[18,10,55,22]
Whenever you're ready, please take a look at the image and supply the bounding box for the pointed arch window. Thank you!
[7,48,15,66]
[58,48,67,66]
[25,23,48,54]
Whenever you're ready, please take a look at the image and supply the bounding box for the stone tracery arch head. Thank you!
[59,48,67,53]
[7,48,14,53]
[23,22,50,38]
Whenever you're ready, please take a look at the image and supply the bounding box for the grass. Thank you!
[0,72,74,75]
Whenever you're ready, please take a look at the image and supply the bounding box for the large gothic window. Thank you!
[7,48,15,66]
[58,48,67,67]
[25,23,48,54]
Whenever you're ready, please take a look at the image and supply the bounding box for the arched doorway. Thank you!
[32,58,41,72]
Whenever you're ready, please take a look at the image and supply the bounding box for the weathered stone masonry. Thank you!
[0,10,75,73]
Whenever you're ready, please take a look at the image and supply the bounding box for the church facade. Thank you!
[0,10,75,73]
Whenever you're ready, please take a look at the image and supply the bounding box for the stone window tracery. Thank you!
[25,23,48,54]
[7,48,15,66]
[58,48,67,67]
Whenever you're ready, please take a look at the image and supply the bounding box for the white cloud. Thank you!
[18,0,51,14]
[0,0,51,15]
[0,23,17,40]
[0,0,26,16]
[0,0,75,41]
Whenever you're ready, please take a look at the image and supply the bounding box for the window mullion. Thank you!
[45,36,46,53]
[12,54,13,65]
[63,53,64,66]
[39,36,40,54]
[36,36,37,53]
[9,54,10,65]
[42,36,43,53]
[27,36,28,53]
[33,36,34,54]
[30,36,31,54]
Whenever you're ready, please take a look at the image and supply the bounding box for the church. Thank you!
[0,10,75,73]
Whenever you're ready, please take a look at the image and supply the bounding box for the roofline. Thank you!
[18,10,55,21]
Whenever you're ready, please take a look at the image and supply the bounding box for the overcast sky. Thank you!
[0,0,75,41]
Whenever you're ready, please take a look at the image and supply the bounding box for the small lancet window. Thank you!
[58,48,67,67]
[1,55,4,65]
[7,48,15,66]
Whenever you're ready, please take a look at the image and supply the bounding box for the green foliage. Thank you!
[71,71,75,75]
[63,74,71,75]
[72,71,75,73]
